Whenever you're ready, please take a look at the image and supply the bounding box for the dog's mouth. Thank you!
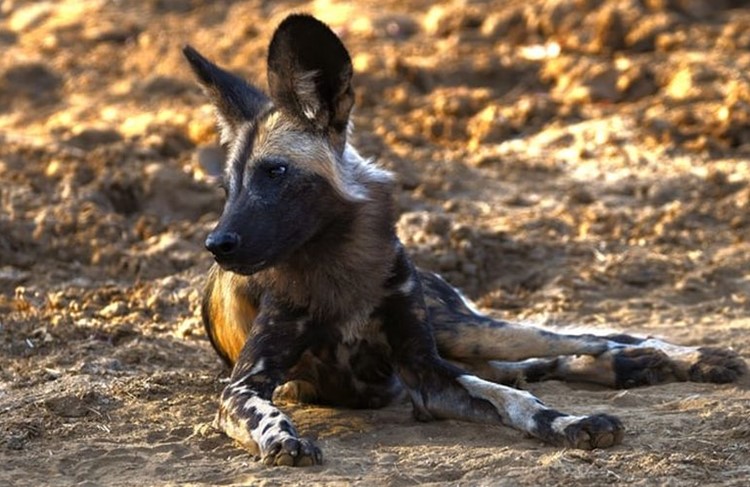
[216,259,269,276]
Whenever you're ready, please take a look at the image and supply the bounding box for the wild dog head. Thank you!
[184,15,390,275]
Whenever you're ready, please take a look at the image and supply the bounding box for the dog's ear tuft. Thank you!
[266,15,353,136]
[183,45,269,146]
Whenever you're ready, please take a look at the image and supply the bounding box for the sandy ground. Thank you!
[2,0,750,485]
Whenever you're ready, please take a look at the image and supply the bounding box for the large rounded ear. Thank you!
[183,45,270,146]
[266,15,354,136]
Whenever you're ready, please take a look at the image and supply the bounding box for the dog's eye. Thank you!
[266,164,287,179]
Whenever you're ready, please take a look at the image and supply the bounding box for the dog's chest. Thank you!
[333,310,392,371]
[338,307,384,345]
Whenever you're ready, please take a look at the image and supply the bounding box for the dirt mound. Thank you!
[1,0,749,485]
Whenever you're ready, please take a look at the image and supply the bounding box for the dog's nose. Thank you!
[205,231,241,256]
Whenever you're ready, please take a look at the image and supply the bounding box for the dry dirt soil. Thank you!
[2,0,750,485]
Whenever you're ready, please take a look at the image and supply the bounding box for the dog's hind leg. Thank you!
[402,355,624,449]
[421,271,613,360]
[450,350,672,388]
[456,340,746,387]
[421,271,747,386]
[380,258,624,449]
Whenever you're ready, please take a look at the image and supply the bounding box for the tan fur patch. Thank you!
[434,323,608,361]
[251,111,371,201]
[208,273,257,365]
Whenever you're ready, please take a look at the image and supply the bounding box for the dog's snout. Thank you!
[205,231,241,256]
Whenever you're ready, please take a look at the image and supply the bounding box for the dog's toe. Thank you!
[262,436,322,467]
[563,414,625,450]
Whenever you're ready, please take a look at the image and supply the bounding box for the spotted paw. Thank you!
[689,347,747,383]
[561,413,625,450]
[533,410,624,449]
[262,436,322,467]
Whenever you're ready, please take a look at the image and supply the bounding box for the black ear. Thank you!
[266,15,354,136]
[183,45,269,145]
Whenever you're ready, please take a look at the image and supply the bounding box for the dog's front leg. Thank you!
[379,268,624,449]
[216,309,322,467]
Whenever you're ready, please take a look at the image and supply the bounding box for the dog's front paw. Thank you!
[689,347,747,383]
[560,413,624,449]
[262,436,322,467]
[533,410,624,450]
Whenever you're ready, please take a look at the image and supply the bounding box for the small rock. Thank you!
[717,20,750,50]
[8,2,53,32]
[423,3,483,37]
[84,23,141,44]
[423,213,451,235]
[468,95,559,147]
[352,52,386,73]
[143,163,218,220]
[44,395,91,418]
[618,65,658,101]
[79,357,125,375]
[100,175,143,215]
[187,111,216,144]
[392,59,433,93]
[568,187,595,205]
[382,14,419,40]
[175,317,201,339]
[430,87,491,118]
[137,75,191,97]
[5,435,27,450]
[645,0,726,18]
[461,262,478,277]
[65,128,122,150]
[437,252,458,271]
[655,29,687,52]
[527,0,579,38]
[610,390,641,407]
[0,28,18,45]
[119,113,154,138]
[591,6,626,54]
[352,14,419,40]
[99,300,128,319]
[481,8,527,43]
[0,266,30,287]
[0,63,61,107]
[664,64,716,100]
[626,12,679,52]
[467,105,512,147]
[583,67,620,103]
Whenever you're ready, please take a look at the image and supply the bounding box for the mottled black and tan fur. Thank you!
[183,14,747,467]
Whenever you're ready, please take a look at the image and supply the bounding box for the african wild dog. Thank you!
[183,14,747,467]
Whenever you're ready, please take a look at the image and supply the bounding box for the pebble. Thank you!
[626,12,678,52]
[591,6,626,54]
[423,2,483,37]
[98,300,128,319]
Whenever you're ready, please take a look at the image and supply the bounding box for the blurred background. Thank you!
[1,1,749,485]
